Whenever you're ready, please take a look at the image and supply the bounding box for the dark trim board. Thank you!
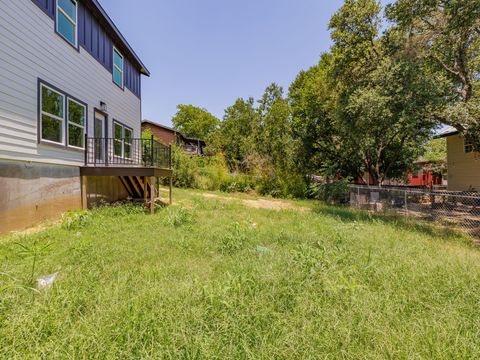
[80,167,173,178]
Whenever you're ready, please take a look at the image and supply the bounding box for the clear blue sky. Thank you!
[100,0,391,126]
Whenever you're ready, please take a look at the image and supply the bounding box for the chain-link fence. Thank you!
[349,185,480,238]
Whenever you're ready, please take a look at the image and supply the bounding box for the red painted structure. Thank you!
[355,162,443,188]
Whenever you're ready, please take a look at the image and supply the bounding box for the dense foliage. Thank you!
[170,0,477,196]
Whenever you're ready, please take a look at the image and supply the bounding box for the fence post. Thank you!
[357,186,360,208]
[404,190,408,218]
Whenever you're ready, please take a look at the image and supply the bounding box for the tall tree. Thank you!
[256,84,293,172]
[325,0,441,184]
[172,105,220,139]
[386,0,480,133]
[217,97,259,170]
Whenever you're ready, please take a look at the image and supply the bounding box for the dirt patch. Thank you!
[194,192,309,211]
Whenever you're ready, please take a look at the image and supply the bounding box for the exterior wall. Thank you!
[0,159,81,233]
[142,123,178,145]
[0,0,142,167]
[447,134,480,191]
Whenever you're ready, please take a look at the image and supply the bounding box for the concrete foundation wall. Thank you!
[0,160,81,233]
[0,160,131,234]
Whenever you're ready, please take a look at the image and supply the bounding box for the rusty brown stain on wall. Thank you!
[0,195,81,234]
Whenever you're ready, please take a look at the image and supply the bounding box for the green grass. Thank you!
[1,188,480,359]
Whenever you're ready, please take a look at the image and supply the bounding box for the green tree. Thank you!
[288,0,442,185]
[256,84,293,172]
[218,97,259,170]
[386,0,480,133]
[172,105,220,139]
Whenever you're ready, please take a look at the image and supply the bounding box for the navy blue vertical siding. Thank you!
[31,0,55,19]
[78,2,112,73]
[32,0,142,98]
[124,58,141,98]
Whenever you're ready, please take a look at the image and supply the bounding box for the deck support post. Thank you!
[81,176,88,210]
[143,176,148,208]
[150,176,156,214]
[169,176,173,205]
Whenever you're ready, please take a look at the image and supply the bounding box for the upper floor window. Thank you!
[113,48,124,88]
[56,0,78,47]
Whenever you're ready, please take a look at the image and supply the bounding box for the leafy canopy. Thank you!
[172,105,220,139]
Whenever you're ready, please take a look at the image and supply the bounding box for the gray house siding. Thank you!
[0,0,142,166]
[32,0,142,97]
[0,0,147,232]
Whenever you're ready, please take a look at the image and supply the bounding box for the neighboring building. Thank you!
[0,0,172,233]
[437,126,480,191]
[142,120,206,155]
[355,161,444,188]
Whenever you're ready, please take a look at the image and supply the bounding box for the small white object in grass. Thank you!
[256,246,272,254]
[37,273,58,290]
[251,223,258,228]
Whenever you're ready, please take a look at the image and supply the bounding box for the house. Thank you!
[437,126,480,191]
[142,120,206,155]
[0,0,172,233]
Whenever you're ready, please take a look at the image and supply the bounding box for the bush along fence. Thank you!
[349,185,480,238]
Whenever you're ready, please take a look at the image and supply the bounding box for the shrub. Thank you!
[309,178,351,204]
[164,207,195,228]
[61,210,92,230]
[218,222,249,254]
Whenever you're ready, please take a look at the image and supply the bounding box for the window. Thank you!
[56,0,78,47]
[39,82,87,149]
[67,99,86,148]
[41,85,65,144]
[113,48,124,88]
[113,121,133,158]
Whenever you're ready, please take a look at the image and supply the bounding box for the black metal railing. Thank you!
[84,135,172,168]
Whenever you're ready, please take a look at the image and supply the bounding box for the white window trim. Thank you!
[56,0,78,47]
[67,98,86,150]
[40,84,65,145]
[113,47,124,88]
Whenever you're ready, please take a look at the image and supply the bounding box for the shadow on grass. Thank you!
[314,204,468,242]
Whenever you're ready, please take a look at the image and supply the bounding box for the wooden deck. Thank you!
[81,136,174,214]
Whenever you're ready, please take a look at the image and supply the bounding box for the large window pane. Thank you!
[68,124,83,148]
[114,123,123,139]
[58,0,77,20]
[113,68,123,87]
[124,143,131,159]
[42,115,62,143]
[114,50,123,69]
[124,128,132,142]
[114,140,122,157]
[57,12,76,45]
[68,100,85,126]
[42,86,63,117]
